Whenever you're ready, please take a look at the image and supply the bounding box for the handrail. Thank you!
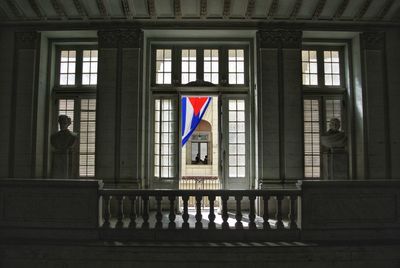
[99,188,301,196]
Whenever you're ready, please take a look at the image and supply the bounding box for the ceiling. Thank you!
[0,0,399,25]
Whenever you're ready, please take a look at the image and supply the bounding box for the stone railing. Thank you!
[98,188,301,241]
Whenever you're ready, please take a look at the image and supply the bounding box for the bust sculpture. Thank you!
[321,118,347,150]
[51,115,78,179]
[51,115,78,152]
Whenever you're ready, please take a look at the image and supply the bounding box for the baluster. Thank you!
[168,195,176,229]
[128,195,137,228]
[208,194,216,229]
[235,195,243,229]
[221,195,229,230]
[263,195,270,230]
[248,195,257,230]
[115,195,124,228]
[141,195,149,229]
[102,195,111,228]
[181,195,189,229]
[289,195,298,229]
[155,195,163,229]
[275,195,284,229]
[195,194,203,229]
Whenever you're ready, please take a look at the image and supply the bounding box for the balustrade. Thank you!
[99,189,300,231]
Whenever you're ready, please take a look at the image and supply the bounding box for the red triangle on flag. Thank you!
[189,97,208,116]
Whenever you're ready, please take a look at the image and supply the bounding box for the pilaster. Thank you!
[257,29,303,184]
[11,31,40,177]
[360,31,390,179]
[96,28,143,186]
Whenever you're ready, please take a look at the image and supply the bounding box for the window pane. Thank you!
[302,50,318,86]
[324,50,341,86]
[59,50,76,86]
[303,99,320,178]
[181,49,196,84]
[82,50,98,85]
[156,49,172,85]
[79,99,96,177]
[203,49,219,84]
[228,49,245,85]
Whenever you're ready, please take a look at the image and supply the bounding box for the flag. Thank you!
[181,96,211,146]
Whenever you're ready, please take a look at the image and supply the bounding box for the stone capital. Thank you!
[257,29,302,49]
[119,28,142,48]
[98,28,143,49]
[360,32,385,50]
[98,30,120,48]
[15,32,40,49]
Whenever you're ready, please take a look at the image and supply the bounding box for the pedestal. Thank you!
[52,151,71,179]
[322,148,348,180]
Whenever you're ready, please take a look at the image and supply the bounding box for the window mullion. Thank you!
[197,49,204,82]
[173,47,180,86]
[76,49,83,87]
[220,47,228,85]
[317,49,324,87]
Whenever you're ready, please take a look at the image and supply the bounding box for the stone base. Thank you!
[322,149,348,180]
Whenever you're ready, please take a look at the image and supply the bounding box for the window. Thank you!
[228,99,246,178]
[57,47,98,87]
[152,46,248,87]
[154,98,177,178]
[54,46,97,178]
[302,46,346,179]
[189,133,210,165]
[150,44,250,185]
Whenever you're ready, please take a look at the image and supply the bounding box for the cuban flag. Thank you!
[181,96,211,146]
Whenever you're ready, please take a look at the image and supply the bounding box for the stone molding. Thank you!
[184,80,215,87]
[15,31,40,49]
[98,28,143,49]
[360,31,385,50]
[257,29,302,49]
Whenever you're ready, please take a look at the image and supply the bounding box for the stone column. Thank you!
[10,32,41,177]
[257,29,303,185]
[96,28,143,186]
[360,32,391,179]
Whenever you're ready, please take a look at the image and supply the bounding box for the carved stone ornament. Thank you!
[98,28,143,49]
[120,29,142,48]
[257,30,302,49]
[15,32,40,49]
[184,80,216,87]
[98,30,119,48]
[360,32,385,50]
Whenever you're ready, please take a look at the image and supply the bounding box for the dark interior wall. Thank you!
[385,29,400,179]
[0,31,14,177]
